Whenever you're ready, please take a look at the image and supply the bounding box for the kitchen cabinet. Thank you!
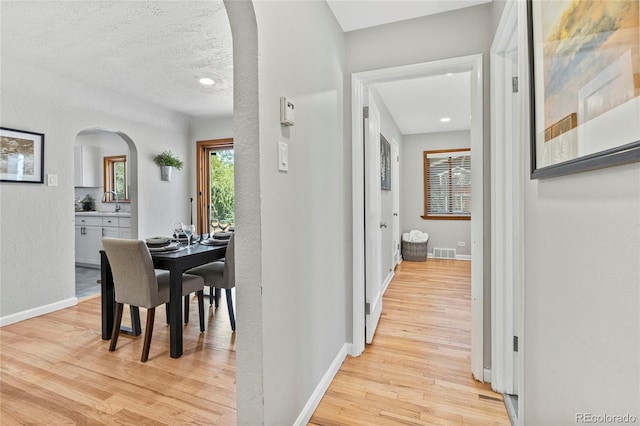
[75,214,132,267]
[75,215,103,266]
[74,145,102,187]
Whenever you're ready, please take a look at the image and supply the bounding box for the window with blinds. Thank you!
[422,148,471,220]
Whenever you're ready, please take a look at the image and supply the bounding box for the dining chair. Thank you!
[186,233,235,331]
[102,238,206,362]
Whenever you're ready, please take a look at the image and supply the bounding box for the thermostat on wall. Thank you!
[280,97,295,126]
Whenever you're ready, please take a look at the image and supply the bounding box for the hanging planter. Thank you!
[153,151,184,182]
[160,165,173,181]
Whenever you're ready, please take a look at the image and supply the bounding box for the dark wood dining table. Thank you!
[100,242,227,358]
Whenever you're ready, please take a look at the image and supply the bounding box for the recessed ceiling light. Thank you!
[440,117,451,122]
[199,77,215,86]
[446,73,454,76]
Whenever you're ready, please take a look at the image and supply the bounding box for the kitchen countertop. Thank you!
[75,211,131,217]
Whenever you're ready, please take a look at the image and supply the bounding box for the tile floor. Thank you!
[75,266,101,298]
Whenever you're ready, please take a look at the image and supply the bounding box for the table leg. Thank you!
[101,252,114,340]
[169,268,183,358]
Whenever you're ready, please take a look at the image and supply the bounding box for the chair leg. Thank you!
[197,290,205,332]
[215,287,221,308]
[225,289,235,332]
[184,294,190,324]
[109,302,124,351]
[141,307,156,362]
[209,286,215,305]
[165,303,170,325]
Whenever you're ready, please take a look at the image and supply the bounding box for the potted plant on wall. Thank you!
[153,150,184,181]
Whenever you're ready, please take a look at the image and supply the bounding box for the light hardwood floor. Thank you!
[309,259,510,425]
[1,260,509,425]
[0,293,237,425]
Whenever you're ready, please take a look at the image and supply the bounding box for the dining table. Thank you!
[100,241,228,358]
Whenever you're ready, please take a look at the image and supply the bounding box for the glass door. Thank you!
[196,138,234,236]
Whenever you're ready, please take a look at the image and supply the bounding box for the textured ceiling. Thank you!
[1,1,233,118]
[374,72,471,135]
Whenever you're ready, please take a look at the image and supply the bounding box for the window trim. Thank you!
[422,148,471,221]
[103,155,129,202]
[196,138,234,235]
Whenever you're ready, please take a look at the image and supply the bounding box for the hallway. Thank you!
[310,259,510,425]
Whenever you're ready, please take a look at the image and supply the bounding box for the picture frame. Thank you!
[380,135,391,190]
[1,127,45,184]
[527,0,640,179]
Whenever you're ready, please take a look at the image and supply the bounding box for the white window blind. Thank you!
[423,149,471,219]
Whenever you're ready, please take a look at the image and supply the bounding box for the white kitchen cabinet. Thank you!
[118,217,131,238]
[74,145,102,187]
[75,214,132,266]
[75,215,103,266]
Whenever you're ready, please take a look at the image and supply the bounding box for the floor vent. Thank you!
[433,247,456,259]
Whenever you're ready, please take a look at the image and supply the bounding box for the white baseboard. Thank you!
[294,342,348,426]
[382,271,394,294]
[0,297,78,327]
[483,368,492,383]
[346,342,358,357]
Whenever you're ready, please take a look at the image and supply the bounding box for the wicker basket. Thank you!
[402,239,429,262]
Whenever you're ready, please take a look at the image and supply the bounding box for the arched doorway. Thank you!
[73,128,139,298]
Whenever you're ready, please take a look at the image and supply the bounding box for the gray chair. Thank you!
[102,238,205,362]
[186,233,235,331]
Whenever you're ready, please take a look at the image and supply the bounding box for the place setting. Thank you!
[200,231,231,246]
[145,236,185,253]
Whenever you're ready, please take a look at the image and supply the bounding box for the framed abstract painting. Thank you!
[527,0,640,178]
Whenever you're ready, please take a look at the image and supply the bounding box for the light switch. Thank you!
[278,142,288,172]
[47,174,58,186]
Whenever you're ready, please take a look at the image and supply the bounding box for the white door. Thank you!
[391,138,400,266]
[364,89,383,344]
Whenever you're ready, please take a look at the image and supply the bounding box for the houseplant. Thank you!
[153,150,184,181]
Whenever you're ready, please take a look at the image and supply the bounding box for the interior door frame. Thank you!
[196,138,234,236]
[391,137,400,266]
[351,55,485,383]
[491,0,526,420]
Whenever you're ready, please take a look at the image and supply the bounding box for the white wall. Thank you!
[523,165,640,424]
[401,131,471,256]
[189,116,233,142]
[252,1,348,424]
[345,2,493,366]
[0,57,192,320]
[517,0,640,419]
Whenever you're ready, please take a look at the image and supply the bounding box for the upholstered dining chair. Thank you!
[102,238,205,362]
[186,233,235,331]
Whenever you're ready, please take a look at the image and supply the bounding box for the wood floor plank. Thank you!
[310,259,510,425]
[1,300,237,425]
[2,259,509,424]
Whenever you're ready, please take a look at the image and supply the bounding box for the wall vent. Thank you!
[433,247,456,259]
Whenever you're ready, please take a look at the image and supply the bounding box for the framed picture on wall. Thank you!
[527,0,640,179]
[380,135,391,190]
[0,127,45,184]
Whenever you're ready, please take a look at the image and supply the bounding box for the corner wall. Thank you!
[252,1,348,424]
